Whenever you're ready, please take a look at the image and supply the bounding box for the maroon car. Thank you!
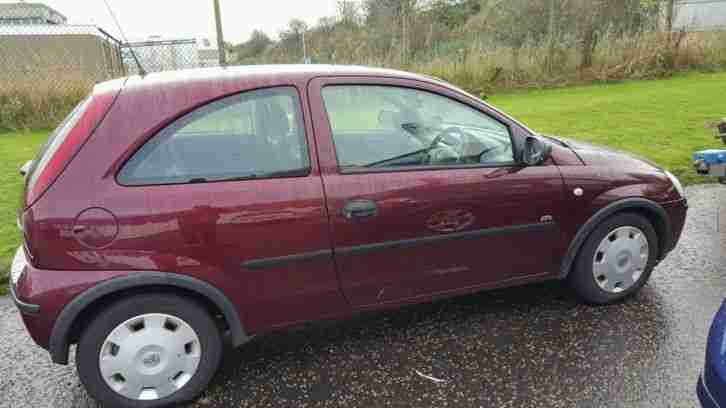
[10,65,687,407]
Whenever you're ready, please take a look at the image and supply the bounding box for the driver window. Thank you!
[321,85,513,170]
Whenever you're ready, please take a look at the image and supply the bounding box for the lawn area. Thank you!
[0,71,723,292]
[489,71,724,185]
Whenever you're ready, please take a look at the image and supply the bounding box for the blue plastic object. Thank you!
[694,150,726,165]
[698,299,726,408]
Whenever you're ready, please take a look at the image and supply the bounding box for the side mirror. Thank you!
[522,136,552,166]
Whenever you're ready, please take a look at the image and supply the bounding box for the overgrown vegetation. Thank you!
[232,0,726,95]
[0,81,90,131]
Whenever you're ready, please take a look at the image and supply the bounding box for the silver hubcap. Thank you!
[592,226,649,293]
[99,313,201,401]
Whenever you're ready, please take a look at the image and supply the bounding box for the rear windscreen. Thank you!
[26,97,91,194]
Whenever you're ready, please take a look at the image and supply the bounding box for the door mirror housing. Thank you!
[522,136,552,166]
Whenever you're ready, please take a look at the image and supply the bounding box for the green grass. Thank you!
[489,71,724,185]
[0,71,723,292]
[0,130,47,293]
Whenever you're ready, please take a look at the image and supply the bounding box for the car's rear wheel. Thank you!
[568,213,659,305]
[76,293,222,408]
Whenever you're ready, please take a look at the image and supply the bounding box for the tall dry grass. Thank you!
[416,31,726,97]
[0,80,92,131]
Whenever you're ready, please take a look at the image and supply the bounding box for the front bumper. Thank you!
[699,300,726,408]
[699,373,722,408]
[661,198,688,257]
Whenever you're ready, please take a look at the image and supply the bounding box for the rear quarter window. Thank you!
[118,87,310,186]
[24,97,92,203]
[27,97,91,187]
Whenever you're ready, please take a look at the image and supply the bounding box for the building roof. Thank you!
[0,2,67,23]
[0,24,102,36]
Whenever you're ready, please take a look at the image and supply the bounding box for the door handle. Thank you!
[342,200,378,220]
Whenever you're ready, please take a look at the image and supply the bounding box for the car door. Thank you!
[308,77,567,307]
[115,85,348,331]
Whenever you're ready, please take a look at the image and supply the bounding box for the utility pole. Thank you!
[213,0,227,66]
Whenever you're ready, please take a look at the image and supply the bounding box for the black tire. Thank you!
[76,293,222,408]
[567,213,659,305]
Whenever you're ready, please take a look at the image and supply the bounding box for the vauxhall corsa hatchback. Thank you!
[10,65,688,408]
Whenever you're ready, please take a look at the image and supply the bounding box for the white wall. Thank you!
[674,0,726,31]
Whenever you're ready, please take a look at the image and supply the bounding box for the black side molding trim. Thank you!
[9,282,40,315]
[337,222,557,256]
[559,197,671,279]
[242,249,333,270]
[240,223,557,270]
[49,272,249,365]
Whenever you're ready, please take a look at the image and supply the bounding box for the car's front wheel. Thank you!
[76,293,222,408]
[568,212,659,305]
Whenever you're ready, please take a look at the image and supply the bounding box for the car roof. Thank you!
[118,64,446,91]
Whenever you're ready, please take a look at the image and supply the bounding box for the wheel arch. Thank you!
[49,272,250,365]
[559,197,671,279]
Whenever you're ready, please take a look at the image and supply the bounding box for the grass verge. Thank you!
[0,130,48,295]
[489,71,723,185]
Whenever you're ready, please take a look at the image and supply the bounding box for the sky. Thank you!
[4,0,340,43]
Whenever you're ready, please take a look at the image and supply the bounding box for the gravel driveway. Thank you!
[1,184,724,408]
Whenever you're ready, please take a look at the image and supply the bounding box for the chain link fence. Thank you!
[122,39,202,76]
[0,2,221,91]
[0,23,126,94]
[0,3,221,128]
[0,16,130,128]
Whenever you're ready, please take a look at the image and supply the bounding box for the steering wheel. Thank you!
[427,126,464,165]
[431,126,465,147]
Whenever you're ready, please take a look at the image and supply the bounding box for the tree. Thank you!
[570,0,605,71]
[664,0,676,33]
[231,30,272,63]
[278,19,309,60]
[479,0,549,72]
[362,0,420,64]
[245,30,272,57]
[338,0,362,28]
[429,0,480,29]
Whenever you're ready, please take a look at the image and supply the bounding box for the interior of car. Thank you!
[324,85,515,169]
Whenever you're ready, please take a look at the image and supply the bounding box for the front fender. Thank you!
[559,197,671,279]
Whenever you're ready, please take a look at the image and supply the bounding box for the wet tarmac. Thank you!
[1,184,724,408]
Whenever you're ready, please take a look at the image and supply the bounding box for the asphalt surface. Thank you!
[0,184,724,408]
